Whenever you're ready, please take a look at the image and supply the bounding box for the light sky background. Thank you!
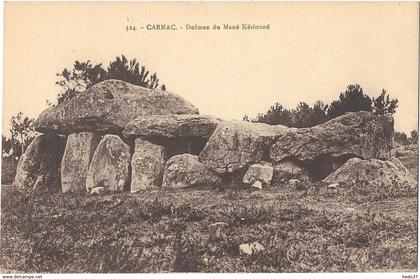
[3,2,419,136]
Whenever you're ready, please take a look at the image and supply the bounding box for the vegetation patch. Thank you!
[1,179,417,273]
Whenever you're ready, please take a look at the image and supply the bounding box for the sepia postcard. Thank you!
[1,1,419,277]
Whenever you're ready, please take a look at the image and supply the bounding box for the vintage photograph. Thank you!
[1,1,418,274]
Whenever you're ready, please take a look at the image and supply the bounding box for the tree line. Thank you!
[243,84,398,128]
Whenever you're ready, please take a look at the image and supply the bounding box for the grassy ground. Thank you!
[1,171,417,273]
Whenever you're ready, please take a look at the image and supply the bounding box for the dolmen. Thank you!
[12,79,415,196]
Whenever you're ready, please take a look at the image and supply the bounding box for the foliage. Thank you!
[372,89,398,115]
[253,102,293,126]
[394,130,418,146]
[56,61,107,104]
[248,84,399,128]
[1,173,417,273]
[107,55,160,89]
[394,131,409,145]
[9,112,35,157]
[1,156,16,184]
[1,113,35,184]
[292,101,329,128]
[55,55,165,104]
[327,84,372,119]
[252,101,328,127]
[410,130,418,144]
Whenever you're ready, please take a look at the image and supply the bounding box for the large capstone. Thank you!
[61,132,102,192]
[323,157,417,189]
[13,134,66,195]
[198,121,287,174]
[130,139,165,193]
[270,111,394,163]
[123,114,222,140]
[86,135,131,192]
[34,79,199,135]
[123,114,223,157]
[162,154,221,188]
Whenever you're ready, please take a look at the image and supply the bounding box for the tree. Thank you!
[311,100,329,126]
[410,130,418,144]
[288,101,329,128]
[242,114,251,122]
[253,102,293,126]
[291,102,313,128]
[107,55,160,89]
[251,100,329,128]
[327,84,372,119]
[9,112,35,156]
[56,60,107,104]
[54,55,165,104]
[394,131,409,145]
[372,89,398,115]
[247,84,399,129]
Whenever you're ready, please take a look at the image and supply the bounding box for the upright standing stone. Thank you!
[198,121,287,174]
[61,132,102,192]
[13,134,66,195]
[130,138,165,193]
[86,135,131,192]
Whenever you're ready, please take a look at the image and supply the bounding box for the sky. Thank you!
[3,2,419,136]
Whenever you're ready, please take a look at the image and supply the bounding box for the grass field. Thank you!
[1,169,417,273]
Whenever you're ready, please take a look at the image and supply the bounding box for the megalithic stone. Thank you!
[86,135,131,192]
[61,132,102,193]
[13,134,66,195]
[130,138,165,193]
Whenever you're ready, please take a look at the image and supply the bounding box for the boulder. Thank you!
[123,114,222,140]
[391,144,418,178]
[270,111,394,163]
[199,121,287,174]
[162,154,221,188]
[390,144,416,158]
[242,163,273,188]
[130,139,165,193]
[85,135,131,192]
[323,157,416,189]
[13,134,66,195]
[272,160,309,183]
[61,132,102,192]
[34,79,199,135]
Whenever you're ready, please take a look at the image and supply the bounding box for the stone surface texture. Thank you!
[86,135,131,192]
[61,132,102,192]
[130,138,165,192]
[34,79,199,135]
